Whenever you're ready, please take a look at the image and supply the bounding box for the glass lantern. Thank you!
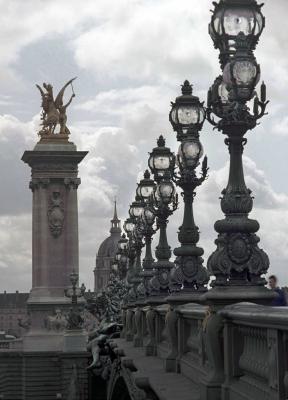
[178,140,204,169]
[155,180,175,205]
[118,233,128,251]
[210,0,265,40]
[129,196,145,219]
[124,218,135,234]
[120,253,128,265]
[69,271,78,287]
[142,206,155,226]
[209,0,265,67]
[111,260,118,273]
[207,75,231,118]
[136,170,156,201]
[223,57,260,101]
[169,80,205,140]
[148,135,175,182]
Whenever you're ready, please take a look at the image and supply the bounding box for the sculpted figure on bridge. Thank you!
[36,77,76,137]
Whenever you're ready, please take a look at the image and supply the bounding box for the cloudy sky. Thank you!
[0,0,287,292]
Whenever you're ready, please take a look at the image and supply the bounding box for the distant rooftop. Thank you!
[0,292,29,308]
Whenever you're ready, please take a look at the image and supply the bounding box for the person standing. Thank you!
[268,275,287,306]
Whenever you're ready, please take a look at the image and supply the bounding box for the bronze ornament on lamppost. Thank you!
[205,0,273,306]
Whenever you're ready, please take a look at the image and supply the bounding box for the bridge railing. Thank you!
[119,302,288,400]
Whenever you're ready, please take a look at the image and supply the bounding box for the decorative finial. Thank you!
[36,77,77,139]
[157,135,166,147]
[144,169,150,179]
[181,80,193,95]
[112,198,119,222]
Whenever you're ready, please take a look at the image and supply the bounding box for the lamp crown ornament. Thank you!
[144,169,150,179]
[157,135,166,147]
[181,80,193,95]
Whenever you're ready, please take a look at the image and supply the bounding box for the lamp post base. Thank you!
[202,284,276,307]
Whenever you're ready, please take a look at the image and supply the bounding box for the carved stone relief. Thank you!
[47,190,65,238]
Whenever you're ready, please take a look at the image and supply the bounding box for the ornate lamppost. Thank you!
[123,217,137,298]
[144,137,177,356]
[64,271,86,330]
[115,233,129,280]
[123,217,137,340]
[147,137,178,299]
[135,171,156,296]
[128,196,146,285]
[168,80,209,302]
[140,206,157,293]
[206,0,273,305]
[64,271,86,305]
[133,172,157,347]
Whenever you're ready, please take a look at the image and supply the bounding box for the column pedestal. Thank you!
[22,139,88,351]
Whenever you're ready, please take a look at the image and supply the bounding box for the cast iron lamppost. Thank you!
[206,0,272,305]
[64,271,86,305]
[129,196,145,280]
[123,217,137,298]
[139,205,157,294]
[133,171,157,347]
[145,161,177,356]
[123,217,138,340]
[64,271,86,330]
[147,136,177,298]
[168,80,209,301]
[115,233,129,280]
[135,170,157,296]
[123,197,146,309]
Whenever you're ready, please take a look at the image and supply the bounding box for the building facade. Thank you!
[0,291,29,337]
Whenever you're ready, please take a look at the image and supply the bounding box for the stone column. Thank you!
[21,139,87,350]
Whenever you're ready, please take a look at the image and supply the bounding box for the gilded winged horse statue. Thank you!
[36,77,76,136]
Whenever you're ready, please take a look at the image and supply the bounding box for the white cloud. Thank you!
[72,0,215,85]
[273,115,288,137]
[0,0,287,292]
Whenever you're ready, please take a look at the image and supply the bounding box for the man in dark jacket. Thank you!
[268,275,287,306]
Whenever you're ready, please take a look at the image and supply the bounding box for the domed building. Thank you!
[94,201,121,292]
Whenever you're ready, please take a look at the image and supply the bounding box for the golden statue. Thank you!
[36,77,76,138]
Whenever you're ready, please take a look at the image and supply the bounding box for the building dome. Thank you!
[97,235,120,258]
[94,201,121,291]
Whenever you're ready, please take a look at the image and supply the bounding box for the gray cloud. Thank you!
[0,0,287,291]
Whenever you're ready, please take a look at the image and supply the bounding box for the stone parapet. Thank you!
[114,302,288,400]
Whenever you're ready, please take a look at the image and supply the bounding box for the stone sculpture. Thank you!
[45,308,67,332]
[36,77,76,137]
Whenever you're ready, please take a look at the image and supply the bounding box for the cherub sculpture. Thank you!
[36,77,76,136]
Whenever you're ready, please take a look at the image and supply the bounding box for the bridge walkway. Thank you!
[113,339,200,400]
